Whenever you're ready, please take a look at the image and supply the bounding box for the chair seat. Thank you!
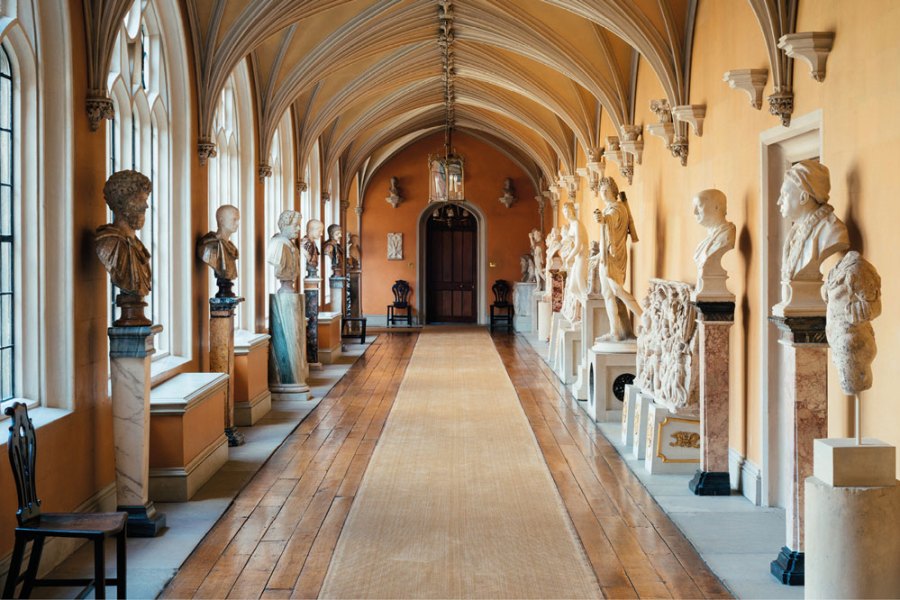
[492,302,511,308]
[17,512,128,537]
[391,302,409,309]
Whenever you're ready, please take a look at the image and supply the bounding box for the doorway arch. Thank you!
[416,201,488,325]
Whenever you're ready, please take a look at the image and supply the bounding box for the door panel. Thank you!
[427,208,477,323]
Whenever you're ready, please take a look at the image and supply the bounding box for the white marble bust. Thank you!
[198,205,240,281]
[773,160,849,316]
[824,251,881,395]
[691,189,736,301]
[266,210,302,293]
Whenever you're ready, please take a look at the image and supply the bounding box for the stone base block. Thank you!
[645,403,700,475]
[119,503,166,538]
[813,438,896,487]
[770,546,804,586]
[318,311,343,364]
[553,323,581,385]
[621,384,641,447]
[547,312,563,361]
[582,345,635,423]
[631,392,653,460]
[226,426,245,447]
[271,386,311,401]
[513,314,531,332]
[234,388,272,426]
[537,301,551,341]
[234,330,272,426]
[150,435,228,502]
[688,470,731,496]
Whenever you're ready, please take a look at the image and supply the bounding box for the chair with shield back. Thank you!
[387,279,413,327]
[490,279,513,333]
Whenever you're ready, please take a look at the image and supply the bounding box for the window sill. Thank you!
[150,354,192,388]
[0,403,70,429]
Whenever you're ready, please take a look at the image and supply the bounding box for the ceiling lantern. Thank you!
[429,0,464,204]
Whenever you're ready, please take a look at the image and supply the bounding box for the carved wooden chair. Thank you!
[3,403,128,599]
[490,279,514,333]
[387,279,413,327]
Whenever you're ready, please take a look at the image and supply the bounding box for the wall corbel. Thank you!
[723,69,769,109]
[778,32,835,82]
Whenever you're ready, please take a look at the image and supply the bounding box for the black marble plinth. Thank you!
[770,546,804,586]
[693,301,735,322]
[688,470,731,496]
[225,426,245,447]
[768,316,826,345]
[305,288,319,364]
[119,503,166,537]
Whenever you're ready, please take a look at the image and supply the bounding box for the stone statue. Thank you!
[542,227,562,299]
[322,224,344,277]
[586,241,602,296]
[560,202,588,323]
[520,254,535,283]
[300,219,324,278]
[773,160,849,315]
[530,228,545,291]
[824,251,882,396]
[266,210,303,293]
[691,189,736,301]
[95,170,153,326]
[198,205,240,297]
[387,176,402,208]
[593,177,643,340]
[346,234,362,271]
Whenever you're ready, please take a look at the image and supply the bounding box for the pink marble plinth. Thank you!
[698,318,732,473]
[210,297,245,445]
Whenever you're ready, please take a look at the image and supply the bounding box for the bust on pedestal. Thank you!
[199,205,245,446]
[300,219,324,369]
[322,224,346,290]
[266,210,310,400]
[95,169,166,536]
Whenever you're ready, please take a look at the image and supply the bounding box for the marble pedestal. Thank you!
[209,296,245,447]
[621,384,640,446]
[531,288,543,333]
[547,312,562,362]
[550,270,565,313]
[346,270,362,334]
[583,340,636,423]
[109,325,167,537]
[268,293,310,401]
[768,316,828,586]
[806,439,900,598]
[537,300,552,341]
[689,301,735,496]
[644,402,701,475]
[552,318,581,385]
[513,282,537,332]
[570,298,608,401]
[304,278,322,370]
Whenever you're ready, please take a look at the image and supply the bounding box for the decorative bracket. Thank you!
[767,90,794,128]
[560,175,579,201]
[321,192,330,202]
[672,105,707,137]
[548,184,561,209]
[620,124,644,165]
[778,32,835,82]
[723,69,769,109]
[296,180,308,193]
[603,136,634,184]
[85,91,114,132]
[197,138,218,166]
[257,163,272,181]
[648,98,675,149]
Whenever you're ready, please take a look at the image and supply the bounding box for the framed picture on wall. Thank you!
[387,232,403,260]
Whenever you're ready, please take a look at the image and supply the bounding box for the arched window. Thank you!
[0,46,14,403]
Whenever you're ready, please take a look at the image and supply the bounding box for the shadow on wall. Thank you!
[738,193,754,455]
[845,164,864,255]
[654,196,666,279]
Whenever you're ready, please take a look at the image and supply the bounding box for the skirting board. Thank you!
[729,448,762,506]
[318,344,343,364]
[150,434,229,502]
[234,387,272,426]
[0,482,117,582]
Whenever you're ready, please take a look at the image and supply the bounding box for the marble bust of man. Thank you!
[773,160,849,315]
[266,210,303,293]
[346,234,362,271]
[691,189,736,301]
[300,219,324,278]
[95,170,154,297]
[198,205,240,281]
[322,224,345,277]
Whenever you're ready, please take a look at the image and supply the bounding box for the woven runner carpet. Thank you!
[319,329,601,598]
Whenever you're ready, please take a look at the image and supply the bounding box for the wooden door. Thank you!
[426,207,477,323]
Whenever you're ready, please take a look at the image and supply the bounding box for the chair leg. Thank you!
[3,535,26,599]
[93,539,106,599]
[19,537,44,599]
[116,532,127,599]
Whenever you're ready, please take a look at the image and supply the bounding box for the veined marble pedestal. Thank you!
[268,292,310,401]
[304,278,322,370]
[209,296,245,447]
[768,316,828,586]
[644,402,701,475]
[582,340,635,423]
[552,317,581,385]
[550,270,565,313]
[806,439,900,598]
[537,299,552,341]
[513,282,536,332]
[631,391,653,460]
[570,297,608,401]
[689,301,735,496]
[109,324,167,537]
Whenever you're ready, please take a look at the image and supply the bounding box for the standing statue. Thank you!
[198,204,240,298]
[560,202,588,323]
[95,170,153,326]
[542,227,562,298]
[593,176,642,340]
[300,219,324,278]
[774,160,849,315]
[322,224,345,277]
[691,189,736,300]
[266,210,303,293]
[346,233,362,271]
[530,228,545,290]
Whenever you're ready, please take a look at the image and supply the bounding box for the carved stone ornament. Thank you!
[648,98,675,149]
[778,32,835,82]
[672,105,706,137]
[86,91,115,132]
[499,177,516,208]
[258,163,273,181]
[636,279,700,417]
[387,232,403,260]
[723,69,769,109]
[198,138,218,166]
[669,431,701,449]
[767,90,794,127]
[296,180,308,193]
[387,176,402,208]
[670,135,689,166]
[603,136,635,184]
[620,125,644,165]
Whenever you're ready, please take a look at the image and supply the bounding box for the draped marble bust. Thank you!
[198,205,240,281]
[267,210,303,293]
[300,219,324,279]
[322,224,345,277]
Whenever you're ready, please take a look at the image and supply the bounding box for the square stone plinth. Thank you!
[814,438,896,487]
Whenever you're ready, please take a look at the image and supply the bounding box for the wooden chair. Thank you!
[387,280,413,327]
[3,403,128,599]
[490,280,514,333]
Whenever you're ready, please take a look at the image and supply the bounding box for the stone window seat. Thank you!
[318,311,343,364]
[234,330,272,425]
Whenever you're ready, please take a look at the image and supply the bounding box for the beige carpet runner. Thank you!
[320,330,601,598]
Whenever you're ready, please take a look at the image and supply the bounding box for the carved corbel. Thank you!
[560,175,579,201]
[672,105,706,137]
[768,90,794,128]
[321,192,330,202]
[603,136,634,184]
[258,163,272,181]
[648,99,675,150]
[354,205,363,216]
[548,184,561,210]
[85,91,114,132]
[778,32,835,82]
[296,180,308,193]
[670,135,689,167]
[723,69,769,109]
[197,138,217,166]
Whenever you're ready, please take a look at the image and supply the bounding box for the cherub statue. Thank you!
[266,210,302,293]
[300,219,324,278]
[198,205,240,297]
[691,189,736,301]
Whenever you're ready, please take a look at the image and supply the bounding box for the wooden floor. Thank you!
[161,331,730,599]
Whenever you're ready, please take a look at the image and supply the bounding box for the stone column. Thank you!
[768,316,828,586]
[305,278,322,370]
[268,293,310,401]
[210,296,245,446]
[689,301,734,496]
[109,325,167,537]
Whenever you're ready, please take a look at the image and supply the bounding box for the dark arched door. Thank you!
[426,204,477,323]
